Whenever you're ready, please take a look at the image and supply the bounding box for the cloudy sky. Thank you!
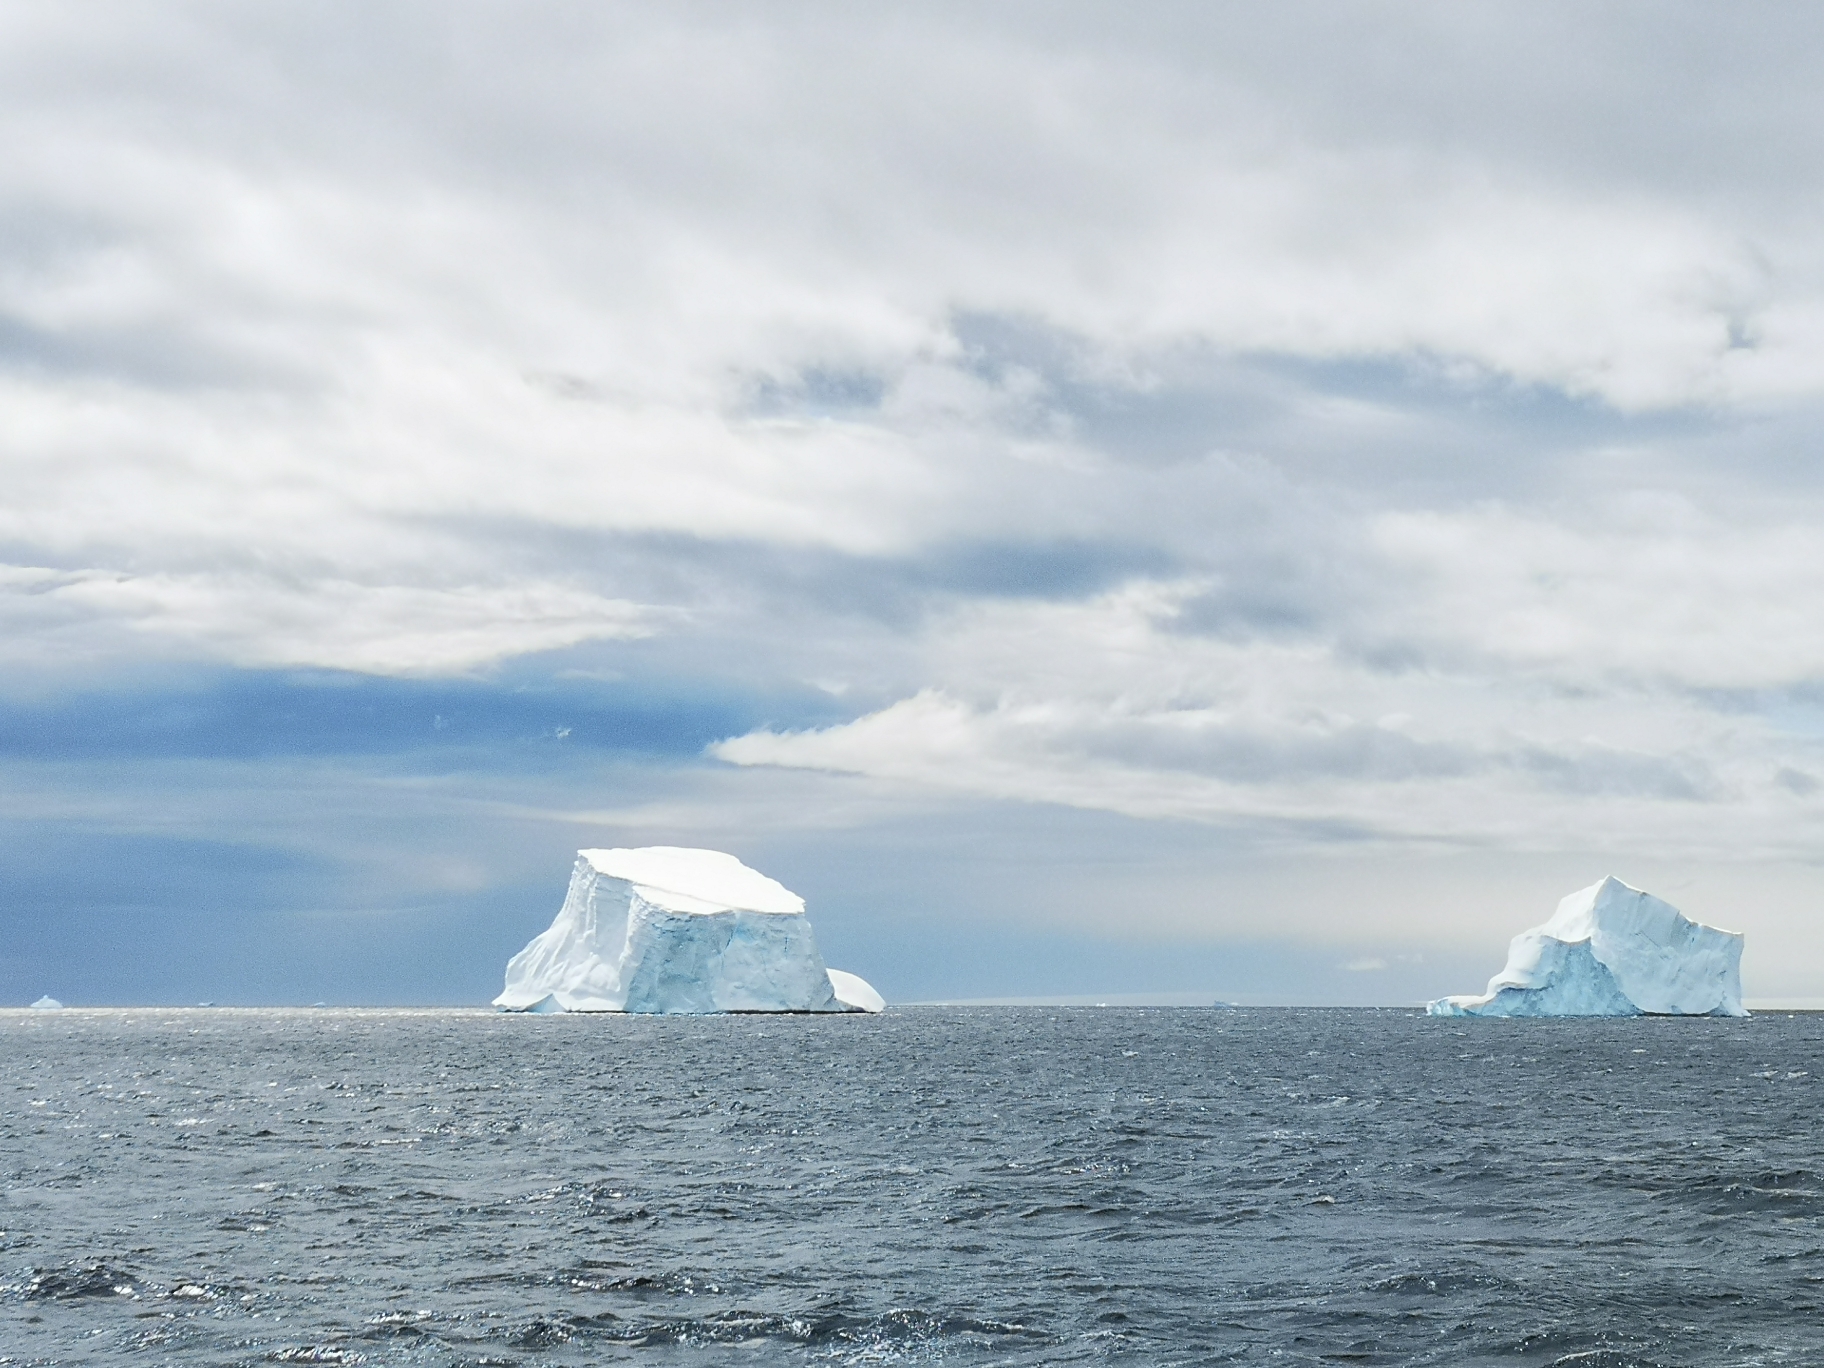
[5,2,1824,1006]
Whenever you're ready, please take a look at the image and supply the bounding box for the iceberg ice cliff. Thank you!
[495,846,884,1014]
[1428,876,1746,1018]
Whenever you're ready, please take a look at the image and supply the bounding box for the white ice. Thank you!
[28,995,63,1010]
[826,968,886,1014]
[495,846,884,1014]
[1428,876,1747,1018]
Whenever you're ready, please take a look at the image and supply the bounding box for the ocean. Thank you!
[1,1006,1818,1366]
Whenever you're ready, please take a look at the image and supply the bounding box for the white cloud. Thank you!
[0,563,652,674]
[713,539,1824,857]
[1371,499,1824,690]
[7,0,1824,866]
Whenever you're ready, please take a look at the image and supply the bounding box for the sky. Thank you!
[5,2,1824,1007]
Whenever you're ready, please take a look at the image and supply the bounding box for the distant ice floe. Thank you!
[496,847,884,1015]
[1428,876,1746,1018]
[29,996,63,1010]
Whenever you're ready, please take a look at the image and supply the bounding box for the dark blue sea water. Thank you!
[2,1006,1819,1366]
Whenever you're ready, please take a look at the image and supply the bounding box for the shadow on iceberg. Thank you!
[495,847,884,1015]
[1428,876,1746,1018]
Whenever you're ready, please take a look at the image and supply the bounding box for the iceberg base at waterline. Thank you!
[495,846,885,1015]
[1428,876,1746,1018]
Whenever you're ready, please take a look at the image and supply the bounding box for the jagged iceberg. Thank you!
[495,846,884,1014]
[28,996,63,1010]
[1428,876,1746,1018]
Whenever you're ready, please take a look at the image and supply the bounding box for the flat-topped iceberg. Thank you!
[496,846,884,1014]
[1428,876,1746,1018]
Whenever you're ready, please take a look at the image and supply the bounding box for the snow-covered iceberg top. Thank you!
[1428,876,1746,1018]
[495,846,884,1014]
[579,846,805,916]
[28,995,63,1010]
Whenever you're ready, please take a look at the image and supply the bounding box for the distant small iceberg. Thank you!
[29,995,63,1010]
[1429,876,1746,1018]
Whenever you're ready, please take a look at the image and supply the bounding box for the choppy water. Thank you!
[2,1007,1821,1366]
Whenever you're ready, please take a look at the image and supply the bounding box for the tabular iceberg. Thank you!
[495,846,885,1014]
[1428,876,1746,1018]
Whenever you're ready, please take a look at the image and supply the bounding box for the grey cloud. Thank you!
[988,3,1824,206]
[743,368,891,420]
[428,520,1178,630]
[1166,573,1336,642]
[26,5,1824,183]
[0,309,300,392]
[950,312,1288,468]
[1775,767,1820,797]
[1034,710,1724,805]
[1511,744,1721,803]
[962,317,1721,498]
[1072,717,1482,786]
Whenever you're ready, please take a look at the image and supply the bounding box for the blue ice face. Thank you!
[618,898,839,1015]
